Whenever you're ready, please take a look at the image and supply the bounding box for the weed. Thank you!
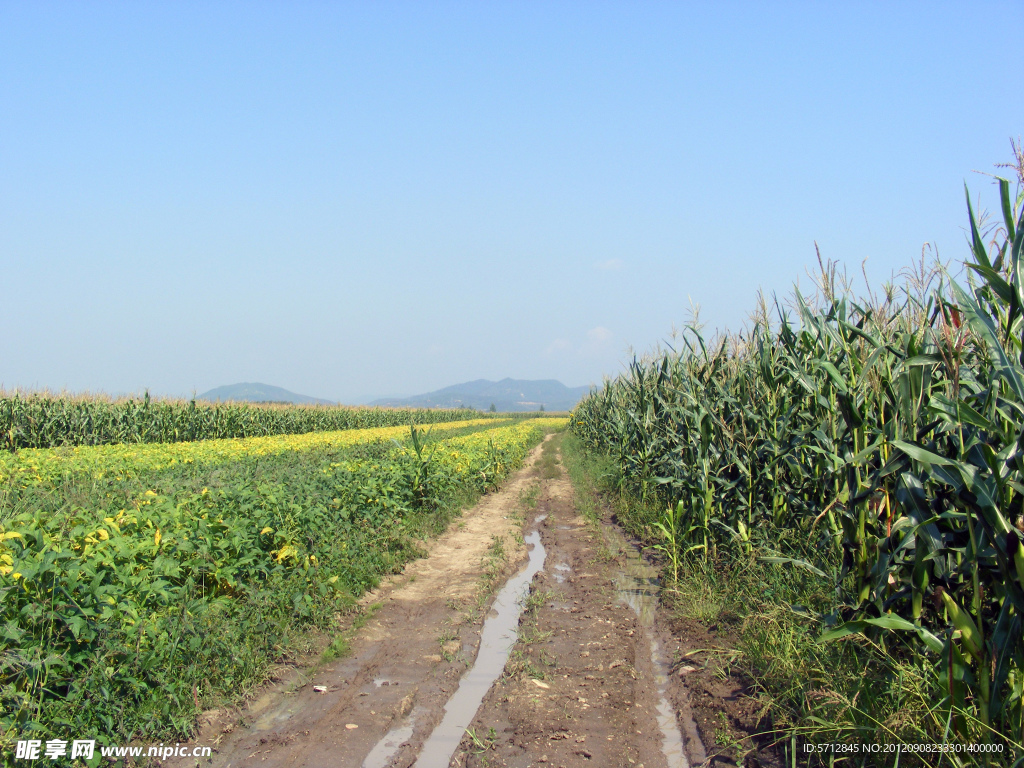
[504,649,546,681]
[519,483,541,510]
[318,601,383,665]
[523,586,555,615]
[518,625,554,645]
[437,626,462,663]
[538,436,562,479]
[465,726,497,755]
[320,635,351,664]
[488,534,506,561]
[446,596,464,611]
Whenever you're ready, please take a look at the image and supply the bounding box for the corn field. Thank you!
[572,171,1024,753]
[0,392,498,451]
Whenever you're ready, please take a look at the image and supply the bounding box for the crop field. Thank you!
[0,391,514,451]
[0,417,507,490]
[0,414,566,752]
[570,177,1024,761]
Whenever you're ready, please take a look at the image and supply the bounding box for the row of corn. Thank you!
[572,176,1024,752]
[0,390,511,451]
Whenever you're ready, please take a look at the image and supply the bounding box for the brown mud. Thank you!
[445,458,699,768]
[172,437,773,768]
[659,614,781,767]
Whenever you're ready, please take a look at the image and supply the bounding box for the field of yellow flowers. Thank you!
[0,417,505,489]
[0,417,565,751]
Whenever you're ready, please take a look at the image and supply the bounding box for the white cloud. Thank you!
[594,258,623,271]
[586,326,612,343]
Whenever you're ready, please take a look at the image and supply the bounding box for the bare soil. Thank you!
[446,463,676,768]
[171,437,775,768]
[658,613,782,767]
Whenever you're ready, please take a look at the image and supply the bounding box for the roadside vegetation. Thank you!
[0,416,566,755]
[570,150,1024,766]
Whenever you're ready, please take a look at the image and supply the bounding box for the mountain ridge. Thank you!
[197,383,335,405]
[370,377,591,412]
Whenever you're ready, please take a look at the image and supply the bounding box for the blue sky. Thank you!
[2,2,1022,402]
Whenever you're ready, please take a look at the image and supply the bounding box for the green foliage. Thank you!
[0,391,495,451]
[0,421,552,754]
[572,171,1024,756]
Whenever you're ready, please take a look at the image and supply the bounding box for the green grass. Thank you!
[561,433,614,525]
[538,435,562,479]
[477,533,511,601]
[502,584,555,682]
[320,601,383,665]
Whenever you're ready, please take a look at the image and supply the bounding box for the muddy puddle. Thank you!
[386,521,547,768]
[362,705,426,768]
[608,529,706,768]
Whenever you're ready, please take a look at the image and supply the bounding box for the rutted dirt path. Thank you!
[444,443,705,768]
[175,435,708,768]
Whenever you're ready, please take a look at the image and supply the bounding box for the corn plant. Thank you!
[0,391,512,451]
[571,160,1024,753]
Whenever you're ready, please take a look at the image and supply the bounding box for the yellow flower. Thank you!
[0,418,502,491]
[273,544,298,562]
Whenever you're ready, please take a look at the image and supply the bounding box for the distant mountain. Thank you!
[370,378,591,412]
[197,383,335,405]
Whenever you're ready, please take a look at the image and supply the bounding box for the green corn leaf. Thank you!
[892,439,975,488]
[852,435,886,465]
[966,261,1015,304]
[1000,177,1016,244]
[939,590,983,661]
[904,353,945,367]
[965,184,991,268]
[990,599,1020,719]
[819,615,943,654]
[1014,203,1024,271]
[759,556,828,578]
[927,394,991,430]
[952,281,1024,401]
[816,361,849,393]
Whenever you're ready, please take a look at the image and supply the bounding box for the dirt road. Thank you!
[176,435,708,768]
